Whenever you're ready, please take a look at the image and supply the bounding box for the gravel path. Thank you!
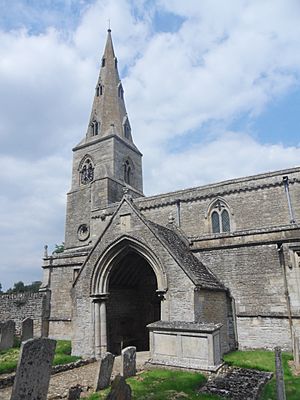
[0,352,150,400]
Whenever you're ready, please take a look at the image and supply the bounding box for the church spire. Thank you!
[86,29,132,142]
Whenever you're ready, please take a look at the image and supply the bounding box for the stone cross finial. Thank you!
[123,187,133,202]
[44,245,48,258]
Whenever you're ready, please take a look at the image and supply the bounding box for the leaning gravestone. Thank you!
[275,346,286,400]
[121,346,136,379]
[10,337,56,400]
[0,320,15,350]
[106,375,131,400]
[21,317,34,342]
[95,352,115,390]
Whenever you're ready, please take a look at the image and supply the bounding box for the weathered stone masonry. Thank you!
[0,292,50,336]
[37,29,300,364]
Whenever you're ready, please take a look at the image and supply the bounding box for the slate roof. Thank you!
[147,220,225,291]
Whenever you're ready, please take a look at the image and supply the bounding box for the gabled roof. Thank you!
[146,220,225,291]
[73,195,225,292]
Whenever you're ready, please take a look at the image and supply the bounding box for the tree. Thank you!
[53,242,65,254]
[6,280,42,294]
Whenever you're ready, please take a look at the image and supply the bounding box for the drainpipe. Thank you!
[283,176,296,224]
[176,200,181,227]
[277,243,293,340]
[231,296,239,349]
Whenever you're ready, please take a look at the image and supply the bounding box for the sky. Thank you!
[0,0,300,290]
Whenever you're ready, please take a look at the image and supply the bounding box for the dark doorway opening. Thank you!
[107,251,160,355]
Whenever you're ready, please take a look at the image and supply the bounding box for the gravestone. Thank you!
[68,384,83,400]
[275,346,286,400]
[0,320,15,350]
[106,375,131,400]
[21,318,34,342]
[121,346,136,379]
[292,330,300,368]
[95,352,115,390]
[10,337,56,400]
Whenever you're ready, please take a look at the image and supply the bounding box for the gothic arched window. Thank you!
[91,120,99,136]
[210,200,231,233]
[96,84,103,97]
[80,158,94,185]
[118,84,124,99]
[124,160,131,185]
[124,122,131,139]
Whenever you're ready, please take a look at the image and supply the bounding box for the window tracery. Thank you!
[210,200,231,233]
[80,158,94,185]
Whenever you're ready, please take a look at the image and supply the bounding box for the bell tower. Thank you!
[64,29,143,249]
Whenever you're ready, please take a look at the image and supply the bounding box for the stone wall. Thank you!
[0,292,50,336]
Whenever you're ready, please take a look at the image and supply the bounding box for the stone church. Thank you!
[40,30,300,369]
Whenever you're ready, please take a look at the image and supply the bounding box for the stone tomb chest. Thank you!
[147,321,223,371]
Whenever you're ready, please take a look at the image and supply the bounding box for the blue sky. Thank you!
[0,0,300,290]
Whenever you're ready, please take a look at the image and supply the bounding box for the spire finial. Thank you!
[108,19,111,32]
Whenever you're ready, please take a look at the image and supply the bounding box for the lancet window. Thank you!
[118,84,124,99]
[91,120,99,136]
[96,84,103,97]
[124,160,131,185]
[80,158,94,185]
[210,200,231,233]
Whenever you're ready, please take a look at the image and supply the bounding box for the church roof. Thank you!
[146,219,225,291]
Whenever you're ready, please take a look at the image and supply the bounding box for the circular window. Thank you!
[77,224,90,241]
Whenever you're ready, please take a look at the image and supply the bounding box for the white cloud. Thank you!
[144,132,300,194]
[0,0,300,289]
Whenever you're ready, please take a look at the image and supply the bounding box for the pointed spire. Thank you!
[86,29,133,143]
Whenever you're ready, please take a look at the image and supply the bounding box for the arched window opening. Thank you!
[91,120,99,136]
[124,123,130,139]
[114,58,118,68]
[102,58,105,67]
[80,158,94,185]
[210,200,231,234]
[221,209,230,232]
[96,85,103,97]
[118,85,124,99]
[212,211,220,233]
[124,160,131,185]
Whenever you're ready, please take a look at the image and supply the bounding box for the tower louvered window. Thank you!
[210,200,231,233]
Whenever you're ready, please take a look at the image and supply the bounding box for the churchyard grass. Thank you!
[0,339,80,374]
[87,369,222,399]
[223,350,300,400]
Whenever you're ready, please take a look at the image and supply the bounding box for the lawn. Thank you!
[88,369,222,400]
[88,350,300,400]
[224,350,300,400]
[0,339,80,375]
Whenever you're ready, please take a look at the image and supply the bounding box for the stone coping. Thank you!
[147,320,222,333]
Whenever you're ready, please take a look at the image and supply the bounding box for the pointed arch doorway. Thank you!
[107,250,161,354]
[91,238,167,357]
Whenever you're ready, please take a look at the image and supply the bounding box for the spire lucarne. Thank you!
[86,29,132,142]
